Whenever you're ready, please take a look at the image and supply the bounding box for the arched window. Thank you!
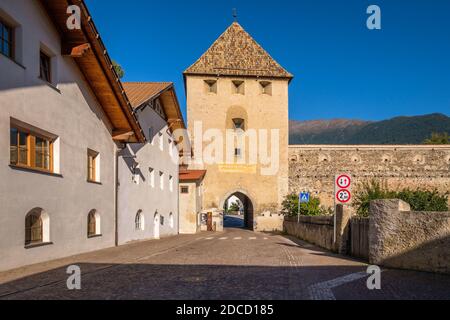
[135,210,145,231]
[232,118,245,131]
[87,210,101,237]
[25,211,43,245]
[25,208,50,246]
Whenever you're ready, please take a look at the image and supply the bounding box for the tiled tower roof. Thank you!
[184,22,293,80]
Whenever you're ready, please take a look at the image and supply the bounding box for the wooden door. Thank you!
[207,212,213,231]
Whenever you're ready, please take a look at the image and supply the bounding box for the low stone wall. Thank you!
[283,205,352,253]
[284,216,335,251]
[369,199,450,274]
[256,212,284,232]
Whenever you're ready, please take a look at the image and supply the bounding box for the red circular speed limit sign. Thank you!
[336,175,351,189]
[336,189,351,203]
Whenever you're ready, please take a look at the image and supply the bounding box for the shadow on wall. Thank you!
[118,116,168,179]
[373,234,450,275]
[1,64,114,132]
[119,144,146,180]
[369,199,450,275]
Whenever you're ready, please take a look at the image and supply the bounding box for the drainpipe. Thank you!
[177,165,180,235]
[114,144,123,247]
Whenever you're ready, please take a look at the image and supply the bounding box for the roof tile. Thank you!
[123,82,173,109]
[184,22,293,79]
[179,170,207,182]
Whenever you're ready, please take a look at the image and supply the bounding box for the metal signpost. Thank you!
[334,174,352,243]
[298,192,310,223]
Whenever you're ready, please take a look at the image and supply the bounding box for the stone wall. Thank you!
[369,199,450,274]
[256,212,284,232]
[289,145,450,209]
[284,216,334,250]
[283,205,352,252]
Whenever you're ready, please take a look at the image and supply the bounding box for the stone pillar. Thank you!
[335,204,352,254]
[369,199,450,274]
[369,199,411,265]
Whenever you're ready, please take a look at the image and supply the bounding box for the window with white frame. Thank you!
[159,132,163,151]
[132,164,140,185]
[159,171,164,190]
[149,167,155,188]
[87,149,100,183]
[169,175,173,192]
[169,138,173,157]
[25,208,50,246]
[169,212,174,229]
[135,210,145,231]
[87,209,101,238]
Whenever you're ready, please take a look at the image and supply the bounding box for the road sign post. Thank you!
[298,192,310,223]
[334,174,352,243]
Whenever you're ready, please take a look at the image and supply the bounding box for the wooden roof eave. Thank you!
[39,0,145,143]
[162,86,186,133]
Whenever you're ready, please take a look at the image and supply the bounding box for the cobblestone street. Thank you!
[0,228,449,300]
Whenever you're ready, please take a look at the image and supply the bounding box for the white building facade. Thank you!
[0,0,145,271]
[117,83,185,244]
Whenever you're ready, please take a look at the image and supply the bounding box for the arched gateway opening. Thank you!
[223,191,254,230]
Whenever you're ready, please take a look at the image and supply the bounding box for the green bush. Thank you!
[354,180,449,217]
[282,193,329,217]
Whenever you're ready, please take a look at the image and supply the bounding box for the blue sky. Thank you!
[85,0,450,121]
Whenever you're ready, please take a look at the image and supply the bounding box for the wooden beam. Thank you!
[112,130,134,141]
[62,43,91,57]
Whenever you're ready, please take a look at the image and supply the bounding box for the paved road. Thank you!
[0,228,449,300]
[224,215,244,228]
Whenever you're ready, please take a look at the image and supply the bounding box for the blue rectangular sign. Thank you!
[300,192,310,203]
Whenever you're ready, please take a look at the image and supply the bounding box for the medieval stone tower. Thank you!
[184,22,293,230]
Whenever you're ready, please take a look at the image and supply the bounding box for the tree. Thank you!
[112,60,124,79]
[229,202,241,212]
[423,132,450,145]
[281,193,329,217]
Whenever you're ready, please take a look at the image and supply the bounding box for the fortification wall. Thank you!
[289,145,450,209]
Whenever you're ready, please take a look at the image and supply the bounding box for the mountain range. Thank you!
[289,113,450,145]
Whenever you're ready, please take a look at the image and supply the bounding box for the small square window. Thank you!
[235,148,242,157]
[204,80,217,94]
[40,51,52,83]
[260,81,272,95]
[232,80,245,95]
[181,186,189,194]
